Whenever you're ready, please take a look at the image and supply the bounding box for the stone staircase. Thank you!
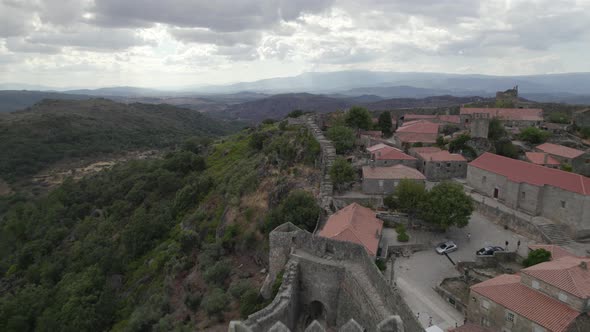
[536,222,574,245]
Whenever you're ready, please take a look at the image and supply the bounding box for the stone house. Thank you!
[467,153,590,238]
[393,120,440,149]
[467,256,590,332]
[317,203,383,257]
[362,164,426,195]
[410,147,467,180]
[460,107,544,130]
[535,143,590,176]
[574,109,590,128]
[525,152,561,169]
[367,143,417,168]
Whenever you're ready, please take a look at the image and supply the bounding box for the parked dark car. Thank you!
[476,246,504,256]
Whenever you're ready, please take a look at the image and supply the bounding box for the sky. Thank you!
[1,0,590,89]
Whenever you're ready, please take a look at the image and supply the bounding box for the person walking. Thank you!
[505,240,509,250]
[467,232,471,242]
[517,240,521,251]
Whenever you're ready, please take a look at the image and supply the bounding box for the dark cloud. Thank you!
[89,0,334,31]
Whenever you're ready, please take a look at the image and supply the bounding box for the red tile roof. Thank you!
[397,120,440,134]
[536,143,586,159]
[471,274,580,332]
[366,143,389,153]
[438,115,461,124]
[460,107,543,121]
[525,152,561,166]
[469,153,590,196]
[522,256,590,298]
[527,245,577,261]
[362,165,425,180]
[411,147,442,154]
[416,150,466,162]
[395,132,438,144]
[318,203,383,256]
[371,145,416,161]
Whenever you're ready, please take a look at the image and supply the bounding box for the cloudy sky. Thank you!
[1,0,589,88]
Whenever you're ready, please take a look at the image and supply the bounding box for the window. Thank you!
[558,292,568,302]
[447,163,451,167]
[561,200,566,208]
[481,300,490,310]
[482,176,487,184]
[378,180,384,188]
[505,311,515,323]
[532,280,540,289]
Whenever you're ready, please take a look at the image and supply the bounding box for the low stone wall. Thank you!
[472,199,545,242]
[386,244,429,258]
[435,282,468,315]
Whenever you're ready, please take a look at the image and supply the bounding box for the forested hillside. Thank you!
[0,99,242,182]
[0,121,322,331]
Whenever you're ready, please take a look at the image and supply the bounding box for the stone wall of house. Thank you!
[519,273,586,312]
[373,159,417,168]
[421,160,467,181]
[467,291,544,332]
[362,178,425,195]
[540,185,590,237]
[571,152,590,177]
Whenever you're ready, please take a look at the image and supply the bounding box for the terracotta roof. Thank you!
[525,152,561,166]
[522,256,590,298]
[449,323,493,332]
[527,245,577,261]
[397,120,440,134]
[536,143,585,159]
[438,115,461,124]
[469,153,590,196]
[395,132,438,144]
[362,164,425,180]
[366,143,389,153]
[416,150,466,162]
[460,107,543,121]
[318,203,383,256]
[411,147,442,154]
[372,146,416,161]
[471,274,580,332]
[404,114,437,120]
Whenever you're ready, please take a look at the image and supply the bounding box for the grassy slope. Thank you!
[0,122,321,331]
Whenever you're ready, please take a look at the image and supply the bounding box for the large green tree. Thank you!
[488,118,507,141]
[420,182,474,230]
[377,111,393,137]
[327,125,355,154]
[345,106,372,130]
[330,157,356,190]
[265,190,321,233]
[384,179,426,217]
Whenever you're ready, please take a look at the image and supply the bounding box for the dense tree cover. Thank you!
[519,127,551,144]
[327,125,355,154]
[0,122,321,331]
[0,99,241,182]
[420,182,474,230]
[330,158,356,190]
[494,139,519,159]
[579,127,590,139]
[345,106,372,130]
[377,111,393,137]
[523,249,551,267]
[449,134,476,159]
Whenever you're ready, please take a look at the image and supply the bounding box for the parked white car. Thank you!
[435,241,458,254]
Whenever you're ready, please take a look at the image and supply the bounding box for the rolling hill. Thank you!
[0,98,242,181]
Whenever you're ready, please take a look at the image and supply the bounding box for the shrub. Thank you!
[561,163,573,172]
[345,106,372,130]
[239,289,262,318]
[203,260,232,286]
[580,127,590,139]
[201,288,229,317]
[488,118,507,141]
[264,190,321,233]
[495,138,518,159]
[287,110,304,118]
[519,127,550,144]
[184,292,202,311]
[397,232,410,242]
[523,249,551,267]
[330,157,356,188]
[229,280,253,299]
[548,112,570,124]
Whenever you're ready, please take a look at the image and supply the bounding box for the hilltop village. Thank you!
[230,87,590,332]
